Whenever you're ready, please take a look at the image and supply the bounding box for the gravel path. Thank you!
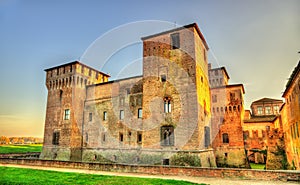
[0,164,298,185]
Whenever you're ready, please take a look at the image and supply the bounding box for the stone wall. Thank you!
[266,128,288,170]
[0,158,299,182]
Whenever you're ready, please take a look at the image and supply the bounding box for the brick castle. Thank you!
[40,23,300,170]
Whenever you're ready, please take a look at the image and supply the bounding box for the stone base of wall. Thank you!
[215,147,249,168]
[82,148,216,167]
[0,158,299,182]
[40,146,71,161]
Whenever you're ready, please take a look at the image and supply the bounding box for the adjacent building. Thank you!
[281,61,300,170]
[243,98,283,168]
[209,65,249,168]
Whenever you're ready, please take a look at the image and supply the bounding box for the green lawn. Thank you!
[0,167,204,185]
[0,144,42,154]
[250,163,265,170]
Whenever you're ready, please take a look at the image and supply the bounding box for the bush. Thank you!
[170,152,201,167]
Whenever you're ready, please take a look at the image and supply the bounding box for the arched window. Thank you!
[161,126,174,146]
[164,97,172,113]
[222,133,229,143]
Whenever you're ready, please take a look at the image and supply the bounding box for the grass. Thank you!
[250,163,265,170]
[0,144,42,154]
[0,167,205,185]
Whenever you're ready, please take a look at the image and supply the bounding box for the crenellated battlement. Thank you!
[45,61,110,90]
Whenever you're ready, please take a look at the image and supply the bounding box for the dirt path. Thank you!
[0,164,298,185]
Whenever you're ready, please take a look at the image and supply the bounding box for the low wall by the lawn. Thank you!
[0,158,299,182]
[0,152,40,159]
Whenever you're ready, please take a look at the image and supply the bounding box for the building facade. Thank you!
[243,98,284,168]
[41,23,216,167]
[281,61,300,170]
[209,66,249,168]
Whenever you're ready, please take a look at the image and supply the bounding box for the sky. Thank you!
[0,0,299,137]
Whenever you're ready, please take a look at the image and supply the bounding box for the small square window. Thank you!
[64,109,70,120]
[126,88,130,95]
[103,111,107,121]
[120,110,124,120]
[161,75,166,82]
[138,108,142,118]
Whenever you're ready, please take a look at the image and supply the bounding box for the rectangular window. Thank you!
[103,111,107,121]
[265,106,271,115]
[290,125,294,139]
[274,105,279,114]
[161,75,166,82]
[222,133,229,143]
[120,110,124,120]
[296,122,299,138]
[119,133,123,142]
[126,88,130,95]
[230,93,235,101]
[212,95,217,103]
[138,108,142,118]
[164,99,171,113]
[171,33,180,49]
[52,131,60,145]
[64,109,70,120]
[257,106,263,115]
[294,123,297,139]
[204,126,210,148]
[161,126,174,146]
[137,132,142,143]
[89,113,93,122]
[102,133,106,142]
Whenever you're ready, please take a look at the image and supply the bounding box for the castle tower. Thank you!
[209,66,249,168]
[40,61,109,161]
[141,23,212,153]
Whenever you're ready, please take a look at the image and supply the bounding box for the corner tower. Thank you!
[40,61,109,161]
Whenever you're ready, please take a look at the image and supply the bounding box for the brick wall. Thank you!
[0,158,299,182]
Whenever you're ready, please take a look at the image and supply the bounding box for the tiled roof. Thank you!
[251,98,283,104]
[244,115,277,123]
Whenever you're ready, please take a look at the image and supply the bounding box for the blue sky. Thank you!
[0,0,299,137]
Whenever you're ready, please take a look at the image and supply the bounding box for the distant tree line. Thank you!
[0,136,43,145]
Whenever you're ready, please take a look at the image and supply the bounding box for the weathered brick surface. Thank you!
[0,159,299,182]
[41,62,109,161]
[281,61,300,170]
[210,84,249,168]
